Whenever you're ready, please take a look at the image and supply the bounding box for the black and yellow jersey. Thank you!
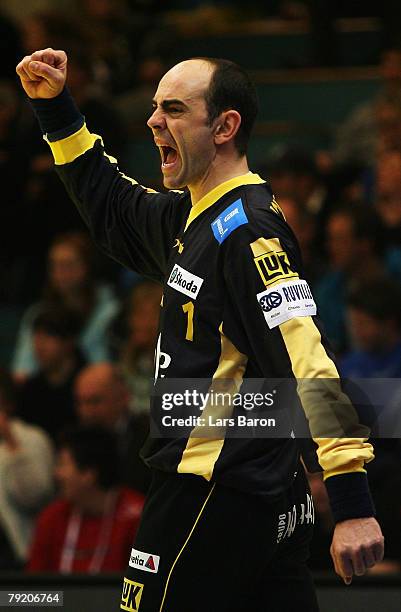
[30,89,375,521]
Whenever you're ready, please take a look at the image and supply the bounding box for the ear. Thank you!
[214,110,242,146]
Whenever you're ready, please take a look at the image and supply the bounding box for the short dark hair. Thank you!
[330,206,386,255]
[59,426,120,489]
[348,279,401,325]
[32,307,82,339]
[194,57,258,156]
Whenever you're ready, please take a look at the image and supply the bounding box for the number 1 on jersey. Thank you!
[182,301,194,341]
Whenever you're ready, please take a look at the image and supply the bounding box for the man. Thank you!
[27,425,144,573]
[18,307,85,441]
[74,363,150,494]
[341,279,401,378]
[16,49,384,611]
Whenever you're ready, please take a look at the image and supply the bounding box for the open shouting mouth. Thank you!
[158,143,179,172]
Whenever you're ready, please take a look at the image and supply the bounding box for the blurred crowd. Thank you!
[0,0,400,577]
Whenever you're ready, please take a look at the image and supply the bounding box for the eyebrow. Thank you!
[152,98,189,111]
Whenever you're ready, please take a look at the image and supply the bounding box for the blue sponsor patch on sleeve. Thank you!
[211,198,248,244]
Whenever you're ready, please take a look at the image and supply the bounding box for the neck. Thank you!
[189,154,249,205]
[76,488,114,516]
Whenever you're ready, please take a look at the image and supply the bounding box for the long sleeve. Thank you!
[29,89,190,284]
[222,204,375,521]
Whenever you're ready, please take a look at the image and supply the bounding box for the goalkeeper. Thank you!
[16,48,384,612]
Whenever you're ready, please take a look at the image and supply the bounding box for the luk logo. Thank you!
[121,578,144,611]
[259,291,282,312]
[254,250,298,287]
[167,264,203,299]
[129,548,160,573]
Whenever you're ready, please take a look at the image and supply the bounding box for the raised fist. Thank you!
[16,48,67,99]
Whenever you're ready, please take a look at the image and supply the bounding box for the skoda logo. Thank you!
[259,292,282,312]
[169,268,178,282]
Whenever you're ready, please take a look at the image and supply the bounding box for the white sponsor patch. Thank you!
[129,548,160,573]
[257,279,316,329]
[167,264,204,299]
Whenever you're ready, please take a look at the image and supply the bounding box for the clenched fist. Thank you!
[330,516,384,585]
[16,48,67,99]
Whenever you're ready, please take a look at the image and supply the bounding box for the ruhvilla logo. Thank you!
[167,264,204,299]
[257,279,316,329]
[129,548,160,573]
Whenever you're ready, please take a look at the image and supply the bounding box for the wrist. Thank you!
[28,87,84,139]
[325,472,375,523]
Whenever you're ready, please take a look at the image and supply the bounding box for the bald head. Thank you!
[74,363,129,428]
[159,57,258,157]
[158,58,213,101]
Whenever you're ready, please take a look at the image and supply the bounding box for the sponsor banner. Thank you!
[167,264,203,299]
[211,198,248,244]
[129,548,160,574]
[257,279,316,328]
[121,578,144,612]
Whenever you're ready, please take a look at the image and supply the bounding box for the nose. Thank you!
[147,107,166,131]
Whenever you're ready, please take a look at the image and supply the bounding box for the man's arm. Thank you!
[16,49,188,283]
[222,203,384,583]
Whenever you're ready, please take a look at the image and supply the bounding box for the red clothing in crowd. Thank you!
[27,487,144,573]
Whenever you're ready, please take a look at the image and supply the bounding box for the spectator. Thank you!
[109,281,162,415]
[340,280,401,378]
[334,47,401,166]
[315,206,395,353]
[18,308,85,441]
[277,196,324,285]
[268,147,329,217]
[27,426,144,573]
[375,147,401,251]
[0,368,53,569]
[75,363,151,493]
[12,232,119,380]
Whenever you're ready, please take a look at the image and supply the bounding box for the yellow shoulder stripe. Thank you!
[45,123,101,165]
[279,316,373,476]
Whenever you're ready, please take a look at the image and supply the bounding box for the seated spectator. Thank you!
[340,280,401,378]
[18,308,85,441]
[109,281,162,415]
[12,232,119,380]
[75,363,151,493]
[375,147,401,253]
[334,47,401,166]
[0,368,54,569]
[277,196,324,285]
[314,206,396,354]
[268,147,329,217]
[27,426,144,573]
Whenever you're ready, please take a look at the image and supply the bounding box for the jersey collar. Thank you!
[184,172,265,232]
